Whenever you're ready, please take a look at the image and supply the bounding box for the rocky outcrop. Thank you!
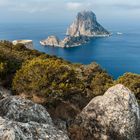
[0,87,11,100]
[40,36,60,47]
[40,10,110,48]
[69,84,140,140]
[0,96,69,140]
[67,10,110,37]
[0,84,140,139]
[41,35,90,48]
[61,36,90,48]
[12,40,34,50]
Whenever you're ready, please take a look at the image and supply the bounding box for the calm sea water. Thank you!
[0,22,140,79]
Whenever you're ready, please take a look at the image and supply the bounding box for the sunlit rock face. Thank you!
[40,10,110,48]
[69,84,140,140]
[40,36,60,47]
[60,36,90,48]
[12,40,34,50]
[40,35,90,48]
[67,10,110,37]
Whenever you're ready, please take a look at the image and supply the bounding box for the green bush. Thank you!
[0,40,13,48]
[80,63,104,86]
[90,72,114,97]
[0,61,7,79]
[13,43,27,51]
[13,57,85,102]
[0,40,65,87]
[0,62,6,73]
[116,72,140,102]
[0,53,20,85]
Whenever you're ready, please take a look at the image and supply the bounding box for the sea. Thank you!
[0,22,140,79]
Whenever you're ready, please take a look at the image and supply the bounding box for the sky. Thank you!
[0,0,140,25]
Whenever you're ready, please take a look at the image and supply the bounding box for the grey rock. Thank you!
[60,36,90,48]
[0,96,69,140]
[0,87,11,100]
[69,84,140,140]
[40,36,60,47]
[40,10,110,48]
[0,96,52,123]
[40,35,89,48]
[67,10,110,37]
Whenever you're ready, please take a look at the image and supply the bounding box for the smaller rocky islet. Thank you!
[40,10,110,48]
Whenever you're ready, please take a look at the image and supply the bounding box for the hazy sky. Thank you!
[0,0,140,24]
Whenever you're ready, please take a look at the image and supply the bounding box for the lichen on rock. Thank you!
[0,96,69,140]
[69,84,140,140]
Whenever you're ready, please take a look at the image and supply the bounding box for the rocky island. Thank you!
[40,36,61,47]
[40,10,110,48]
[40,35,90,48]
[67,10,110,37]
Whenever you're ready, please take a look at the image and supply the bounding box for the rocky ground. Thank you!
[0,84,140,140]
[0,89,69,140]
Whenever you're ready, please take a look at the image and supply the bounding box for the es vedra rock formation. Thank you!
[66,10,110,37]
[40,10,110,48]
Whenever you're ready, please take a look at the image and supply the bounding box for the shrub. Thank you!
[80,63,104,86]
[116,72,140,102]
[90,72,114,97]
[0,53,21,85]
[0,40,13,48]
[0,40,65,87]
[13,43,27,51]
[0,62,7,80]
[12,57,85,102]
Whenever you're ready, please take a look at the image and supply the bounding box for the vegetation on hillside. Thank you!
[116,73,140,103]
[1,40,140,108]
[13,57,85,103]
[90,72,114,97]
[0,40,60,86]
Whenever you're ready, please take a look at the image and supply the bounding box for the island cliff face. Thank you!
[40,10,110,48]
[61,36,90,47]
[67,10,110,37]
[40,36,60,47]
[41,36,90,48]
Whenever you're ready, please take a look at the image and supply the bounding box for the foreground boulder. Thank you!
[0,96,69,140]
[69,84,140,140]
